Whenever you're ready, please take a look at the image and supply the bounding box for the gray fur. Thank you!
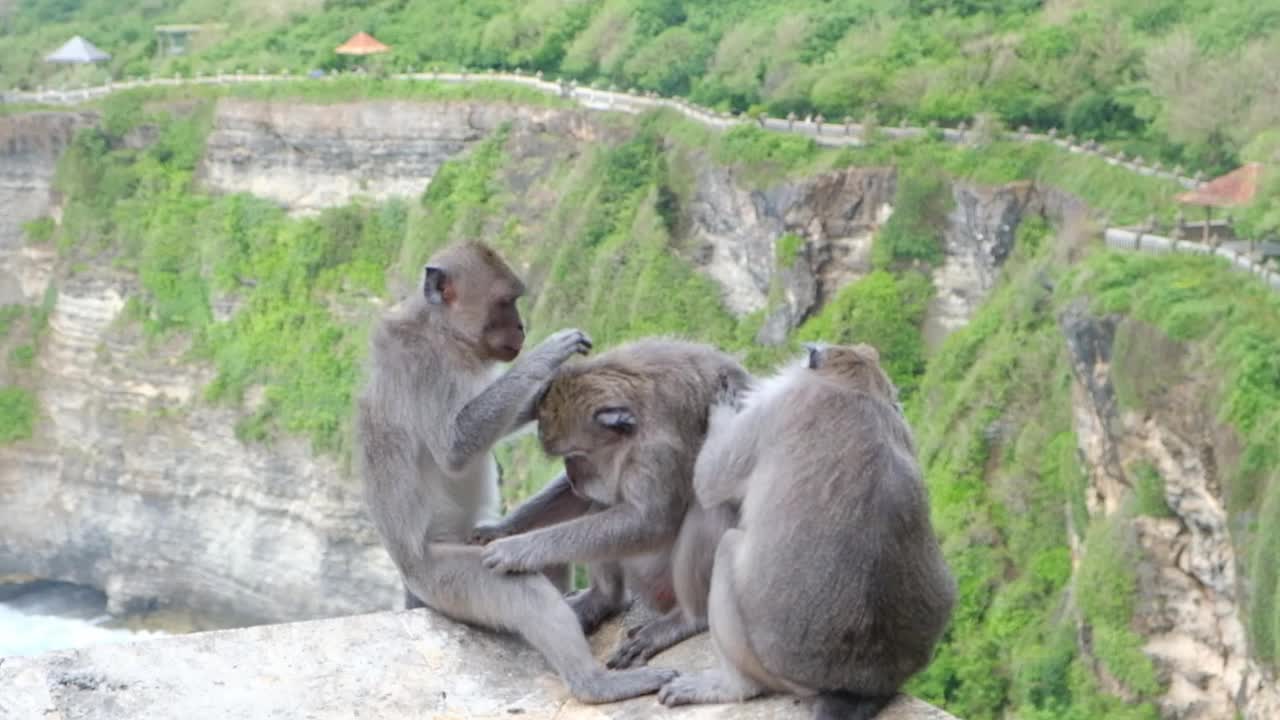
[356,242,674,704]
[477,338,751,667]
[658,344,957,718]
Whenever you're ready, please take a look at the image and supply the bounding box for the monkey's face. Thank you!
[422,242,527,362]
[478,290,526,362]
[806,342,898,401]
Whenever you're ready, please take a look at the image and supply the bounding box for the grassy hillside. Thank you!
[5,0,1280,178]
[10,75,1280,719]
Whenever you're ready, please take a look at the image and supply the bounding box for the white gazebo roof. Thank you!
[45,36,111,64]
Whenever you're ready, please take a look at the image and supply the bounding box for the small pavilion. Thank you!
[44,36,111,64]
[1176,162,1263,245]
[335,32,390,56]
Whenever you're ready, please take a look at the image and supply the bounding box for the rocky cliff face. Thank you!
[686,164,895,344]
[0,268,400,624]
[1061,303,1280,720]
[0,112,92,306]
[0,109,401,625]
[686,166,1058,346]
[199,99,601,214]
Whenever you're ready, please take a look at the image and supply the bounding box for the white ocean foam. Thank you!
[0,603,166,658]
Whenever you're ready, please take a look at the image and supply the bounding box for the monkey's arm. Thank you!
[471,473,592,543]
[482,502,681,573]
[693,409,761,508]
[437,369,542,473]
[436,329,591,474]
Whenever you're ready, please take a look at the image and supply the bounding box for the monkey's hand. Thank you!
[522,328,593,376]
[481,535,542,574]
[468,521,513,546]
[707,382,743,437]
[712,372,746,412]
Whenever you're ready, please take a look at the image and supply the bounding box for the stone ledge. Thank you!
[0,608,958,719]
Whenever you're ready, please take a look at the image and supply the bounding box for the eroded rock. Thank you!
[198,99,599,215]
[1061,307,1280,720]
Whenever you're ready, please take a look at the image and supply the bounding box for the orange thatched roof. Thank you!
[335,32,389,55]
[1176,162,1263,208]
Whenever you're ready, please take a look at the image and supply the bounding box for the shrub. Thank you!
[0,387,37,443]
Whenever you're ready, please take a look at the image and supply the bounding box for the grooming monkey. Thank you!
[355,242,675,704]
[658,343,957,720]
[474,338,750,667]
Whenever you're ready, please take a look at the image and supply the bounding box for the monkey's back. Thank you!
[733,378,956,696]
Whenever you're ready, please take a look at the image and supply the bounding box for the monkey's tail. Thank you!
[812,691,894,720]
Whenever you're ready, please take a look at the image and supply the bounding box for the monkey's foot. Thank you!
[657,670,760,707]
[607,612,703,668]
[569,667,678,704]
[566,588,626,636]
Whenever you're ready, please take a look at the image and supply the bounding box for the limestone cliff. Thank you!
[0,112,91,306]
[0,268,399,623]
[0,110,400,625]
[1061,304,1280,720]
[685,163,894,345]
[199,98,605,215]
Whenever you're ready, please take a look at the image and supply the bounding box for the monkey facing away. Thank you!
[474,338,750,668]
[657,343,957,720]
[355,242,675,704]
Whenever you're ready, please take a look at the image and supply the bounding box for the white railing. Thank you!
[2,68,1204,190]
[1104,228,1280,291]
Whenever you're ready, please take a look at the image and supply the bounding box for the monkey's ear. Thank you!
[423,265,455,305]
[803,342,824,369]
[851,342,880,364]
[593,406,636,434]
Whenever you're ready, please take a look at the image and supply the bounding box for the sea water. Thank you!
[0,580,166,658]
[0,604,165,657]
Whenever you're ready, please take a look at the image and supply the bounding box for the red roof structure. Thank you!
[1176,162,1263,208]
[335,32,390,55]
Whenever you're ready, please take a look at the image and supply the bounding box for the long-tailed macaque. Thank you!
[356,242,675,703]
[657,343,957,720]
[473,339,750,668]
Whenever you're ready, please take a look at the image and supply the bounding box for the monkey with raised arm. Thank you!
[656,343,957,720]
[474,338,750,667]
[355,242,675,704]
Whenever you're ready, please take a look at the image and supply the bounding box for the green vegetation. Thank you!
[774,233,803,268]
[1076,514,1162,700]
[0,386,37,443]
[10,344,35,369]
[833,136,1184,227]
[52,92,394,454]
[7,0,1280,175]
[797,270,932,397]
[904,213,1164,720]
[11,27,1279,716]
[1131,462,1173,519]
[908,219,1078,717]
[712,125,818,178]
[872,168,952,269]
[22,217,55,244]
[44,92,794,459]
[0,306,24,338]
